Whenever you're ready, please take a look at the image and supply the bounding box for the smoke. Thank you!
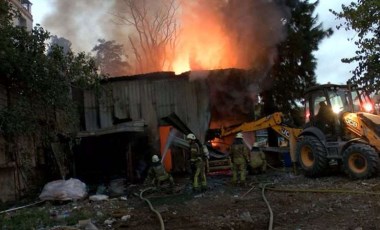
[41,0,290,124]
[180,0,290,72]
[42,0,127,53]
[41,0,290,75]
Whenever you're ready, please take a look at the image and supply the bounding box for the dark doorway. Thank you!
[73,132,151,189]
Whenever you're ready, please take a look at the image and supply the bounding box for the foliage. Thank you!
[0,1,102,141]
[331,0,380,93]
[262,0,332,115]
[92,39,130,77]
[0,206,95,229]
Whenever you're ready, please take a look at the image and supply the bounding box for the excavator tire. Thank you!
[296,135,328,177]
[342,144,379,179]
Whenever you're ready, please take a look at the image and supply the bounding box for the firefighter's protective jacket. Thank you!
[190,142,203,162]
[230,143,250,163]
[148,162,170,182]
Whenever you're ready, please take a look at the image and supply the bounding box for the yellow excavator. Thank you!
[218,84,380,179]
[219,112,302,165]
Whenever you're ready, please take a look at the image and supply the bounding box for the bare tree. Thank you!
[114,0,179,74]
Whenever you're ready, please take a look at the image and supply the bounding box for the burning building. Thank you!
[74,68,263,185]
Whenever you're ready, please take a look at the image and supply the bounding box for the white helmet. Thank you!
[186,133,196,140]
[152,155,160,163]
[236,132,243,139]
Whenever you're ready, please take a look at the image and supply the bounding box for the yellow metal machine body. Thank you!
[220,112,302,162]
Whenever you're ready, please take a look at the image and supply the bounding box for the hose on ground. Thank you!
[255,182,380,230]
[261,183,274,230]
[0,200,45,214]
[139,187,165,230]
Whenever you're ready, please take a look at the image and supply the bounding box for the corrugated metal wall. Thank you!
[83,72,211,145]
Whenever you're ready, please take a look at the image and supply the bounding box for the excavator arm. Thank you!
[220,112,302,163]
[221,112,301,141]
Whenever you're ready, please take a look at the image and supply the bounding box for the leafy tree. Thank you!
[0,1,102,140]
[92,39,130,77]
[262,0,332,120]
[258,0,332,146]
[331,0,380,93]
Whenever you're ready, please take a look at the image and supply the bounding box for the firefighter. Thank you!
[229,132,250,185]
[249,142,267,174]
[187,133,208,191]
[146,155,174,188]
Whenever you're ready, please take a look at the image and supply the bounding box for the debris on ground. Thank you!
[2,170,380,229]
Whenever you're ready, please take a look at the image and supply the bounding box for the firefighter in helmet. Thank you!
[229,132,250,185]
[146,155,174,187]
[187,133,208,191]
[249,142,267,174]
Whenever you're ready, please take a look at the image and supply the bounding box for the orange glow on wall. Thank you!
[159,126,172,172]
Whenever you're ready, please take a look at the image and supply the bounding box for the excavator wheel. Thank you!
[342,144,379,179]
[296,135,328,177]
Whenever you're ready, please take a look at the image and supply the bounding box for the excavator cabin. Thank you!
[303,84,375,141]
[215,83,380,179]
[297,84,380,179]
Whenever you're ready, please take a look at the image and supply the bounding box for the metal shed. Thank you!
[76,69,258,183]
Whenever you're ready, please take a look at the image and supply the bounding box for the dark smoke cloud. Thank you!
[42,0,125,52]
[42,0,290,74]
[42,0,291,124]
[186,0,290,123]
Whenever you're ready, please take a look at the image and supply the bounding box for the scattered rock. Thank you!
[156,205,169,213]
[96,211,103,217]
[121,215,131,221]
[89,195,109,201]
[104,218,116,226]
[239,211,253,223]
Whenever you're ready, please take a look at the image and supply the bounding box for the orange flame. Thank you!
[172,1,250,74]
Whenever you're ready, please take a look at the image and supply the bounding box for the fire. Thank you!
[171,1,252,74]
[363,102,373,112]
[42,0,288,76]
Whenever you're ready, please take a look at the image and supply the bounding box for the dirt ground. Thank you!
[2,167,380,230]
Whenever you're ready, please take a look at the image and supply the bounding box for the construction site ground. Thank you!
[2,167,380,230]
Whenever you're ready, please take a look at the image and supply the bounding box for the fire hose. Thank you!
[0,200,45,214]
[137,187,165,230]
[244,182,380,230]
[261,183,274,230]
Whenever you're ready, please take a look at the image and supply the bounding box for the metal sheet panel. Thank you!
[83,90,98,131]
[112,82,128,119]
[82,73,211,144]
[128,81,142,120]
[99,87,113,128]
